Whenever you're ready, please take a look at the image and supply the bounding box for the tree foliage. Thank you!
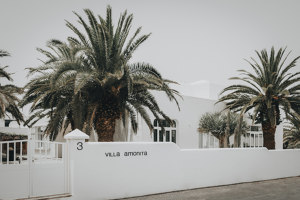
[198,111,248,147]
[0,50,23,124]
[21,6,180,141]
[283,114,300,149]
[218,47,300,149]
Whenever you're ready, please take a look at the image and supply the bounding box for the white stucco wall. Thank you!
[275,123,284,149]
[130,92,225,149]
[69,141,300,200]
[0,161,67,199]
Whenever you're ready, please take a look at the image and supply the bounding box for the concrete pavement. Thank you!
[122,176,300,200]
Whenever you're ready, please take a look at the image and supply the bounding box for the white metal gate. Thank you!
[0,139,69,199]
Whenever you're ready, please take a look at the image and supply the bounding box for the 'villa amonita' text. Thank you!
[105,151,148,157]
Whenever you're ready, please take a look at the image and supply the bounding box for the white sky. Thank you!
[1,0,300,90]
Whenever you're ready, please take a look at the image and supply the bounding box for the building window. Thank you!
[4,120,14,127]
[166,131,170,142]
[243,125,263,148]
[171,130,176,143]
[154,130,158,142]
[250,125,262,132]
[153,119,177,143]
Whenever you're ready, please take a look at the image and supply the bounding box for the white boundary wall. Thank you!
[67,136,300,200]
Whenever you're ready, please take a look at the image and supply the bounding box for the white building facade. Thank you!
[116,88,283,149]
[115,91,224,149]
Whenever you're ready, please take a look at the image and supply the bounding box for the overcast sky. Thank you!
[1,0,300,90]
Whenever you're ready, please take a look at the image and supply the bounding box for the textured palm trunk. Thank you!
[95,116,116,142]
[94,96,120,142]
[262,120,276,149]
[72,94,85,131]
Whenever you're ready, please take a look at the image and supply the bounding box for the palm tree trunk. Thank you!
[262,120,276,149]
[94,97,120,142]
[95,116,116,142]
[224,111,230,148]
[72,94,85,131]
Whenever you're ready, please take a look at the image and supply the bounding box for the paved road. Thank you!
[122,176,300,200]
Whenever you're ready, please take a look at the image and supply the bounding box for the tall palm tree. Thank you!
[218,47,300,149]
[64,7,180,142]
[0,50,23,124]
[22,7,180,141]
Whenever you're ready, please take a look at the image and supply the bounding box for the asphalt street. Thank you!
[122,176,300,200]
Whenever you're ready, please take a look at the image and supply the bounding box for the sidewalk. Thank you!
[122,176,300,200]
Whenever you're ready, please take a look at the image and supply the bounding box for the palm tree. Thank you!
[283,114,300,149]
[20,40,87,140]
[218,47,300,149]
[64,7,180,142]
[0,50,23,124]
[22,7,180,141]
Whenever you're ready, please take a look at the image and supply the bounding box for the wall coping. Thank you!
[64,129,89,140]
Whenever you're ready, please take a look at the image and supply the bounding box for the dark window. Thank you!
[166,131,170,142]
[165,120,170,127]
[4,120,11,127]
[250,126,259,131]
[159,131,163,142]
[171,130,176,143]
[154,130,157,142]
[153,119,177,143]
[154,119,158,127]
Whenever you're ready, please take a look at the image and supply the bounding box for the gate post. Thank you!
[64,129,89,196]
[28,131,35,197]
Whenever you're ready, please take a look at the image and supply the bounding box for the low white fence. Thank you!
[0,140,28,165]
[0,140,64,165]
[65,131,300,200]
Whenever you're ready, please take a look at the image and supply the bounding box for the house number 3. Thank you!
[77,142,83,150]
